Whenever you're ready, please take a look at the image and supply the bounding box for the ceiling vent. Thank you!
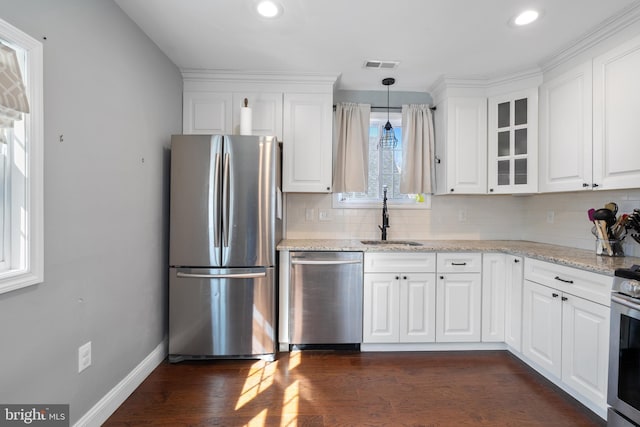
[364,60,400,70]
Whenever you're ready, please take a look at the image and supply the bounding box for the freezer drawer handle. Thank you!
[176,271,267,279]
[290,259,363,266]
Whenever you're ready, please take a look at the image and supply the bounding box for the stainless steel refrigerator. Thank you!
[168,134,281,362]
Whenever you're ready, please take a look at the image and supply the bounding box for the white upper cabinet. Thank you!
[539,62,593,192]
[487,88,538,194]
[593,34,640,191]
[434,97,488,194]
[282,92,333,192]
[183,91,232,134]
[231,92,283,140]
[181,72,336,193]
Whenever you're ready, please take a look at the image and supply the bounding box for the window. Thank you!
[0,19,44,294]
[333,111,431,209]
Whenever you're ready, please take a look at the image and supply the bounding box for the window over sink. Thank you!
[333,111,431,209]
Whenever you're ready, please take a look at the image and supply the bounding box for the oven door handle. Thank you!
[612,294,640,311]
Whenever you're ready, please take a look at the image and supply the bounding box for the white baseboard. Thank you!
[74,339,167,427]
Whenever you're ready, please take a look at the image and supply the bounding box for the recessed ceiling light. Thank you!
[513,9,539,26]
[256,1,282,18]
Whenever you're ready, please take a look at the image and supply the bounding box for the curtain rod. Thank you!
[333,105,436,111]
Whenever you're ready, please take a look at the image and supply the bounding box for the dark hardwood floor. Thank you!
[104,350,606,426]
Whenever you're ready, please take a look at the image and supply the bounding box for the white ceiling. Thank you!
[115,0,639,91]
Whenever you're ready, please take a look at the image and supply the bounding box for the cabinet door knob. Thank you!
[514,259,520,263]
[582,183,589,188]
[450,188,454,193]
[561,296,568,301]
[489,188,494,192]
[395,276,400,280]
[439,276,444,280]
[592,183,599,188]
[552,293,559,298]
[403,276,408,280]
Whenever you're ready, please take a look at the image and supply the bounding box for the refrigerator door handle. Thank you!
[212,152,222,248]
[222,152,230,248]
[176,271,267,279]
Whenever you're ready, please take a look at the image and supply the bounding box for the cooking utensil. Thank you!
[605,202,618,216]
[593,208,616,227]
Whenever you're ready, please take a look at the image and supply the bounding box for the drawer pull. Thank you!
[554,276,574,284]
[451,262,467,266]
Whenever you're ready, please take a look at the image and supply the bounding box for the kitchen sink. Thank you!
[360,240,423,246]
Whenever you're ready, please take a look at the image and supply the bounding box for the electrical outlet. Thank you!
[78,341,91,373]
[319,209,331,221]
[547,210,555,224]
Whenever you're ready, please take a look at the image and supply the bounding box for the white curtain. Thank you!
[0,43,29,130]
[400,104,435,194]
[333,102,371,193]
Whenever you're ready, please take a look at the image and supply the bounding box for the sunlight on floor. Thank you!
[288,350,301,371]
[247,408,268,426]
[235,360,279,411]
[280,379,299,426]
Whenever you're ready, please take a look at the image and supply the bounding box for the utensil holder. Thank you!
[596,238,624,257]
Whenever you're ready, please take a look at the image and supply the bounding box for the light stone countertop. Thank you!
[277,239,640,276]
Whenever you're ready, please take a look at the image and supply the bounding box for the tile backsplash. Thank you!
[285,189,640,257]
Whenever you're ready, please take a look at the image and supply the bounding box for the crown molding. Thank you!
[181,69,340,85]
[540,2,640,72]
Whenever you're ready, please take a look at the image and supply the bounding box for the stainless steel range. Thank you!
[609,265,640,426]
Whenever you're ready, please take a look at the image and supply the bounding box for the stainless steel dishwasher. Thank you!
[289,251,363,345]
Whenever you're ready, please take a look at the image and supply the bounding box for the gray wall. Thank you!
[0,0,182,423]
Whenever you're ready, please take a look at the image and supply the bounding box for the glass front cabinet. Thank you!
[487,89,538,194]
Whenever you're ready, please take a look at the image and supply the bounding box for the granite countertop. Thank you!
[277,239,640,276]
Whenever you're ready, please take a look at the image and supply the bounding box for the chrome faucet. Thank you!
[379,185,390,240]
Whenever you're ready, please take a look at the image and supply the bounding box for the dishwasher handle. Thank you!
[291,258,362,266]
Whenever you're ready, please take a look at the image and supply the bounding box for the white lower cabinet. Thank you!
[363,253,437,344]
[504,255,524,352]
[481,253,506,342]
[436,272,481,342]
[363,272,436,343]
[436,253,482,342]
[522,258,611,414]
[523,280,563,377]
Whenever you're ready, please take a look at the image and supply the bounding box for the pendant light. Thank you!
[378,77,398,149]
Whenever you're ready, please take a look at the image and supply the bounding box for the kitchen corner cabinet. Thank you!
[282,93,333,192]
[539,62,593,193]
[522,258,611,412]
[487,89,538,194]
[504,254,524,352]
[434,97,488,194]
[436,253,482,342]
[363,253,437,343]
[481,254,506,342]
[592,34,640,190]
[183,91,233,134]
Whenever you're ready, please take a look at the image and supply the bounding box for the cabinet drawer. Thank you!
[524,258,612,306]
[436,253,482,273]
[364,252,436,273]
